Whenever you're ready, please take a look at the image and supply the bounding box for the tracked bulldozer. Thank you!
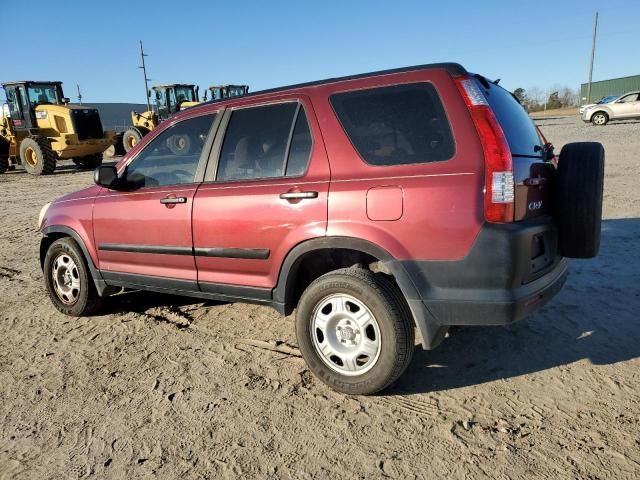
[122,84,200,153]
[0,81,116,175]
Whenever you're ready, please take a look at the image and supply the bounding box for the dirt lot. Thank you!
[1,115,639,479]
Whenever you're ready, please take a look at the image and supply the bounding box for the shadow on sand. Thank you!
[390,218,640,394]
[86,218,640,395]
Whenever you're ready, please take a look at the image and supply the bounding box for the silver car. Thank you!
[582,91,640,125]
[579,95,618,115]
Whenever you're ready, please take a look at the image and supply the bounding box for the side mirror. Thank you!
[62,97,70,104]
[94,165,118,188]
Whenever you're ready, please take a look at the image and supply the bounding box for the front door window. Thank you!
[125,113,216,188]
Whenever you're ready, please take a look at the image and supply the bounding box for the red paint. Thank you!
[42,65,492,288]
[366,186,403,221]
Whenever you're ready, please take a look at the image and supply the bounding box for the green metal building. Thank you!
[580,74,640,104]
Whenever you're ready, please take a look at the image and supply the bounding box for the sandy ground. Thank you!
[1,115,639,479]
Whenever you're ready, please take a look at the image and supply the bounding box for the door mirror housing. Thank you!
[94,165,118,188]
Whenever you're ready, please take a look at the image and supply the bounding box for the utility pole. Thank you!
[139,40,151,112]
[586,12,598,104]
[76,84,83,105]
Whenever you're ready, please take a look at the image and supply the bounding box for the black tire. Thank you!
[43,237,103,316]
[554,142,605,258]
[591,111,609,126]
[295,268,415,395]
[75,153,103,169]
[19,136,57,175]
[167,133,191,156]
[0,139,8,174]
[123,127,145,153]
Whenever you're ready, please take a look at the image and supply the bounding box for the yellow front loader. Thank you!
[0,81,116,175]
[123,84,200,152]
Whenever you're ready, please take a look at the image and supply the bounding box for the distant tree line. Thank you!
[512,86,580,112]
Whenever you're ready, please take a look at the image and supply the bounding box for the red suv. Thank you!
[39,63,604,395]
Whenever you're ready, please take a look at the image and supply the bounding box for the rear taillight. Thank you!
[455,77,514,223]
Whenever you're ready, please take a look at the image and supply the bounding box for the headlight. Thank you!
[38,202,52,229]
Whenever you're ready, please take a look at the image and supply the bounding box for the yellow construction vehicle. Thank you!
[206,84,249,101]
[0,81,116,175]
[123,83,200,152]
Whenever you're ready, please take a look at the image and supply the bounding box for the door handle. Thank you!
[279,191,318,200]
[160,196,187,205]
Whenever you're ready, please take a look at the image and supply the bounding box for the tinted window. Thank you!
[285,109,312,177]
[480,80,543,157]
[217,102,312,181]
[330,83,454,166]
[126,114,215,188]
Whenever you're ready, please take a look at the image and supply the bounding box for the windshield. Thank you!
[596,95,618,104]
[228,86,248,97]
[209,85,248,100]
[27,84,60,105]
[174,86,196,103]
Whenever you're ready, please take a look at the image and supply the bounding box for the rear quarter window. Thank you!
[330,83,454,166]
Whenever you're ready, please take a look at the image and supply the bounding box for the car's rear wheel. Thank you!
[296,268,414,395]
[591,111,609,126]
[44,238,103,316]
[554,142,605,258]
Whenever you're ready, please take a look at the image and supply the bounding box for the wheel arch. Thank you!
[274,236,446,349]
[41,225,109,295]
[589,109,611,121]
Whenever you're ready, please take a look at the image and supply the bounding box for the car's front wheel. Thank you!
[591,111,609,126]
[296,268,415,395]
[44,238,103,316]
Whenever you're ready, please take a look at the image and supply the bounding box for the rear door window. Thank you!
[216,102,312,181]
[478,79,544,158]
[330,83,454,166]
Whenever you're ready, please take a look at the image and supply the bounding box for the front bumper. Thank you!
[397,216,567,347]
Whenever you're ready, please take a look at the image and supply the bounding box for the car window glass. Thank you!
[285,108,312,177]
[619,94,637,103]
[330,83,454,166]
[217,103,299,181]
[126,113,215,188]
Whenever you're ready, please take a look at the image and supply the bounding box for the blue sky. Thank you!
[1,0,639,103]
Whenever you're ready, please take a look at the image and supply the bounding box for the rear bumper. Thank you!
[397,216,567,347]
[421,257,567,326]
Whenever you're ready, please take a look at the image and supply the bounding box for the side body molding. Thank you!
[274,236,446,349]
